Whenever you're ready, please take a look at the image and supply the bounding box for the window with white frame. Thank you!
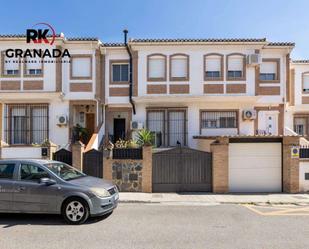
[204,54,222,79]
[71,56,92,79]
[3,55,20,76]
[25,57,43,75]
[170,54,188,80]
[227,55,244,79]
[112,63,129,82]
[303,73,309,92]
[294,116,307,136]
[260,60,279,81]
[148,55,166,80]
[201,111,237,129]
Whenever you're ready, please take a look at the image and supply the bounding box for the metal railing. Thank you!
[300,146,309,158]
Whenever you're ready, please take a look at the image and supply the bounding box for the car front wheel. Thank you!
[62,198,89,225]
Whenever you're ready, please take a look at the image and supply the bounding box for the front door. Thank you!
[265,113,278,135]
[113,118,126,143]
[13,163,58,213]
[0,163,16,211]
[85,113,95,144]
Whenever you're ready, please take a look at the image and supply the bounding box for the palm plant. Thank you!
[136,129,154,146]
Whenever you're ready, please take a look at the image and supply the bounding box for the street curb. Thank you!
[119,200,309,205]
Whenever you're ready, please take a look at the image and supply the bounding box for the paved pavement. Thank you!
[119,192,309,204]
[1,203,309,249]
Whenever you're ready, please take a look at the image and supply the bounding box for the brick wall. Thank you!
[282,136,300,193]
[210,138,229,193]
[103,146,152,193]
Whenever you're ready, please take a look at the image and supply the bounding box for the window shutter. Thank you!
[206,56,221,71]
[4,56,19,70]
[228,56,243,71]
[26,57,42,70]
[304,74,309,89]
[171,57,187,78]
[72,57,91,77]
[260,61,277,74]
[149,57,165,78]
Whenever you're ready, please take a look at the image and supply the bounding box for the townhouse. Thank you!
[0,34,104,158]
[105,37,294,151]
[0,33,304,154]
[286,60,309,137]
[2,32,309,193]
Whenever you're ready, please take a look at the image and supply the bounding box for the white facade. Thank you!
[0,36,102,150]
[104,40,292,150]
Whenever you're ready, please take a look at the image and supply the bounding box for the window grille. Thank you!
[4,104,49,145]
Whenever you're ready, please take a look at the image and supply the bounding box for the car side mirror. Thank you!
[39,178,56,186]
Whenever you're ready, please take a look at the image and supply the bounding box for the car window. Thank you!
[20,164,50,182]
[44,162,85,181]
[0,164,15,179]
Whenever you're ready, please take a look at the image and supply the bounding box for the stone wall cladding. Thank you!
[103,146,153,192]
[112,160,143,192]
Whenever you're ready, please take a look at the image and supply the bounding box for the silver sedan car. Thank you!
[0,159,118,224]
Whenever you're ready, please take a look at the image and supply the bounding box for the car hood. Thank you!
[68,176,114,189]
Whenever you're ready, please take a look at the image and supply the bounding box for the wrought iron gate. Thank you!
[83,149,103,178]
[53,149,72,165]
[152,147,212,192]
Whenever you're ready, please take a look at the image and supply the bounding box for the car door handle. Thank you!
[17,186,26,191]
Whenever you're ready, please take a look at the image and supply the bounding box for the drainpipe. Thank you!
[123,29,136,114]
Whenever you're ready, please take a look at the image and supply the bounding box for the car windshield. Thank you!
[44,162,86,181]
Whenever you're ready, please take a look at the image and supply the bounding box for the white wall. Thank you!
[130,44,287,102]
[1,147,42,159]
[49,99,69,147]
[0,42,57,92]
[299,161,309,192]
[105,48,130,105]
[132,101,258,149]
[285,63,309,133]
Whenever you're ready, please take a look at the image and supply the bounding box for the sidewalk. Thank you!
[119,192,309,205]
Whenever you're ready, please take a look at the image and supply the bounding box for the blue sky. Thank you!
[1,0,309,58]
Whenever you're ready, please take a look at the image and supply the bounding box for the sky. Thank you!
[1,0,308,58]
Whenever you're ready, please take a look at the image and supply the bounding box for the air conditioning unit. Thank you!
[130,121,144,130]
[246,54,261,65]
[243,109,257,120]
[56,115,68,126]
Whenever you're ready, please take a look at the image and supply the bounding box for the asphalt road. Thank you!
[0,203,309,249]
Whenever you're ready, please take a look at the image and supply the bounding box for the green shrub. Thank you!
[136,129,154,146]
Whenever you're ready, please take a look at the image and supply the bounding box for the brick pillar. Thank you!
[41,140,57,160]
[72,141,85,171]
[142,146,152,193]
[211,138,229,193]
[283,136,300,193]
[103,157,113,180]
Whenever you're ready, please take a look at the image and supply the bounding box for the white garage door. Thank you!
[229,143,282,192]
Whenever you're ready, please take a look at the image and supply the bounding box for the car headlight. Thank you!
[90,188,111,198]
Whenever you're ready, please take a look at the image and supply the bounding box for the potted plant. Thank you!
[136,129,154,146]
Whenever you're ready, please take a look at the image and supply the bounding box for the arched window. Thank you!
[204,53,223,81]
[147,54,166,81]
[170,54,189,81]
[226,53,246,80]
